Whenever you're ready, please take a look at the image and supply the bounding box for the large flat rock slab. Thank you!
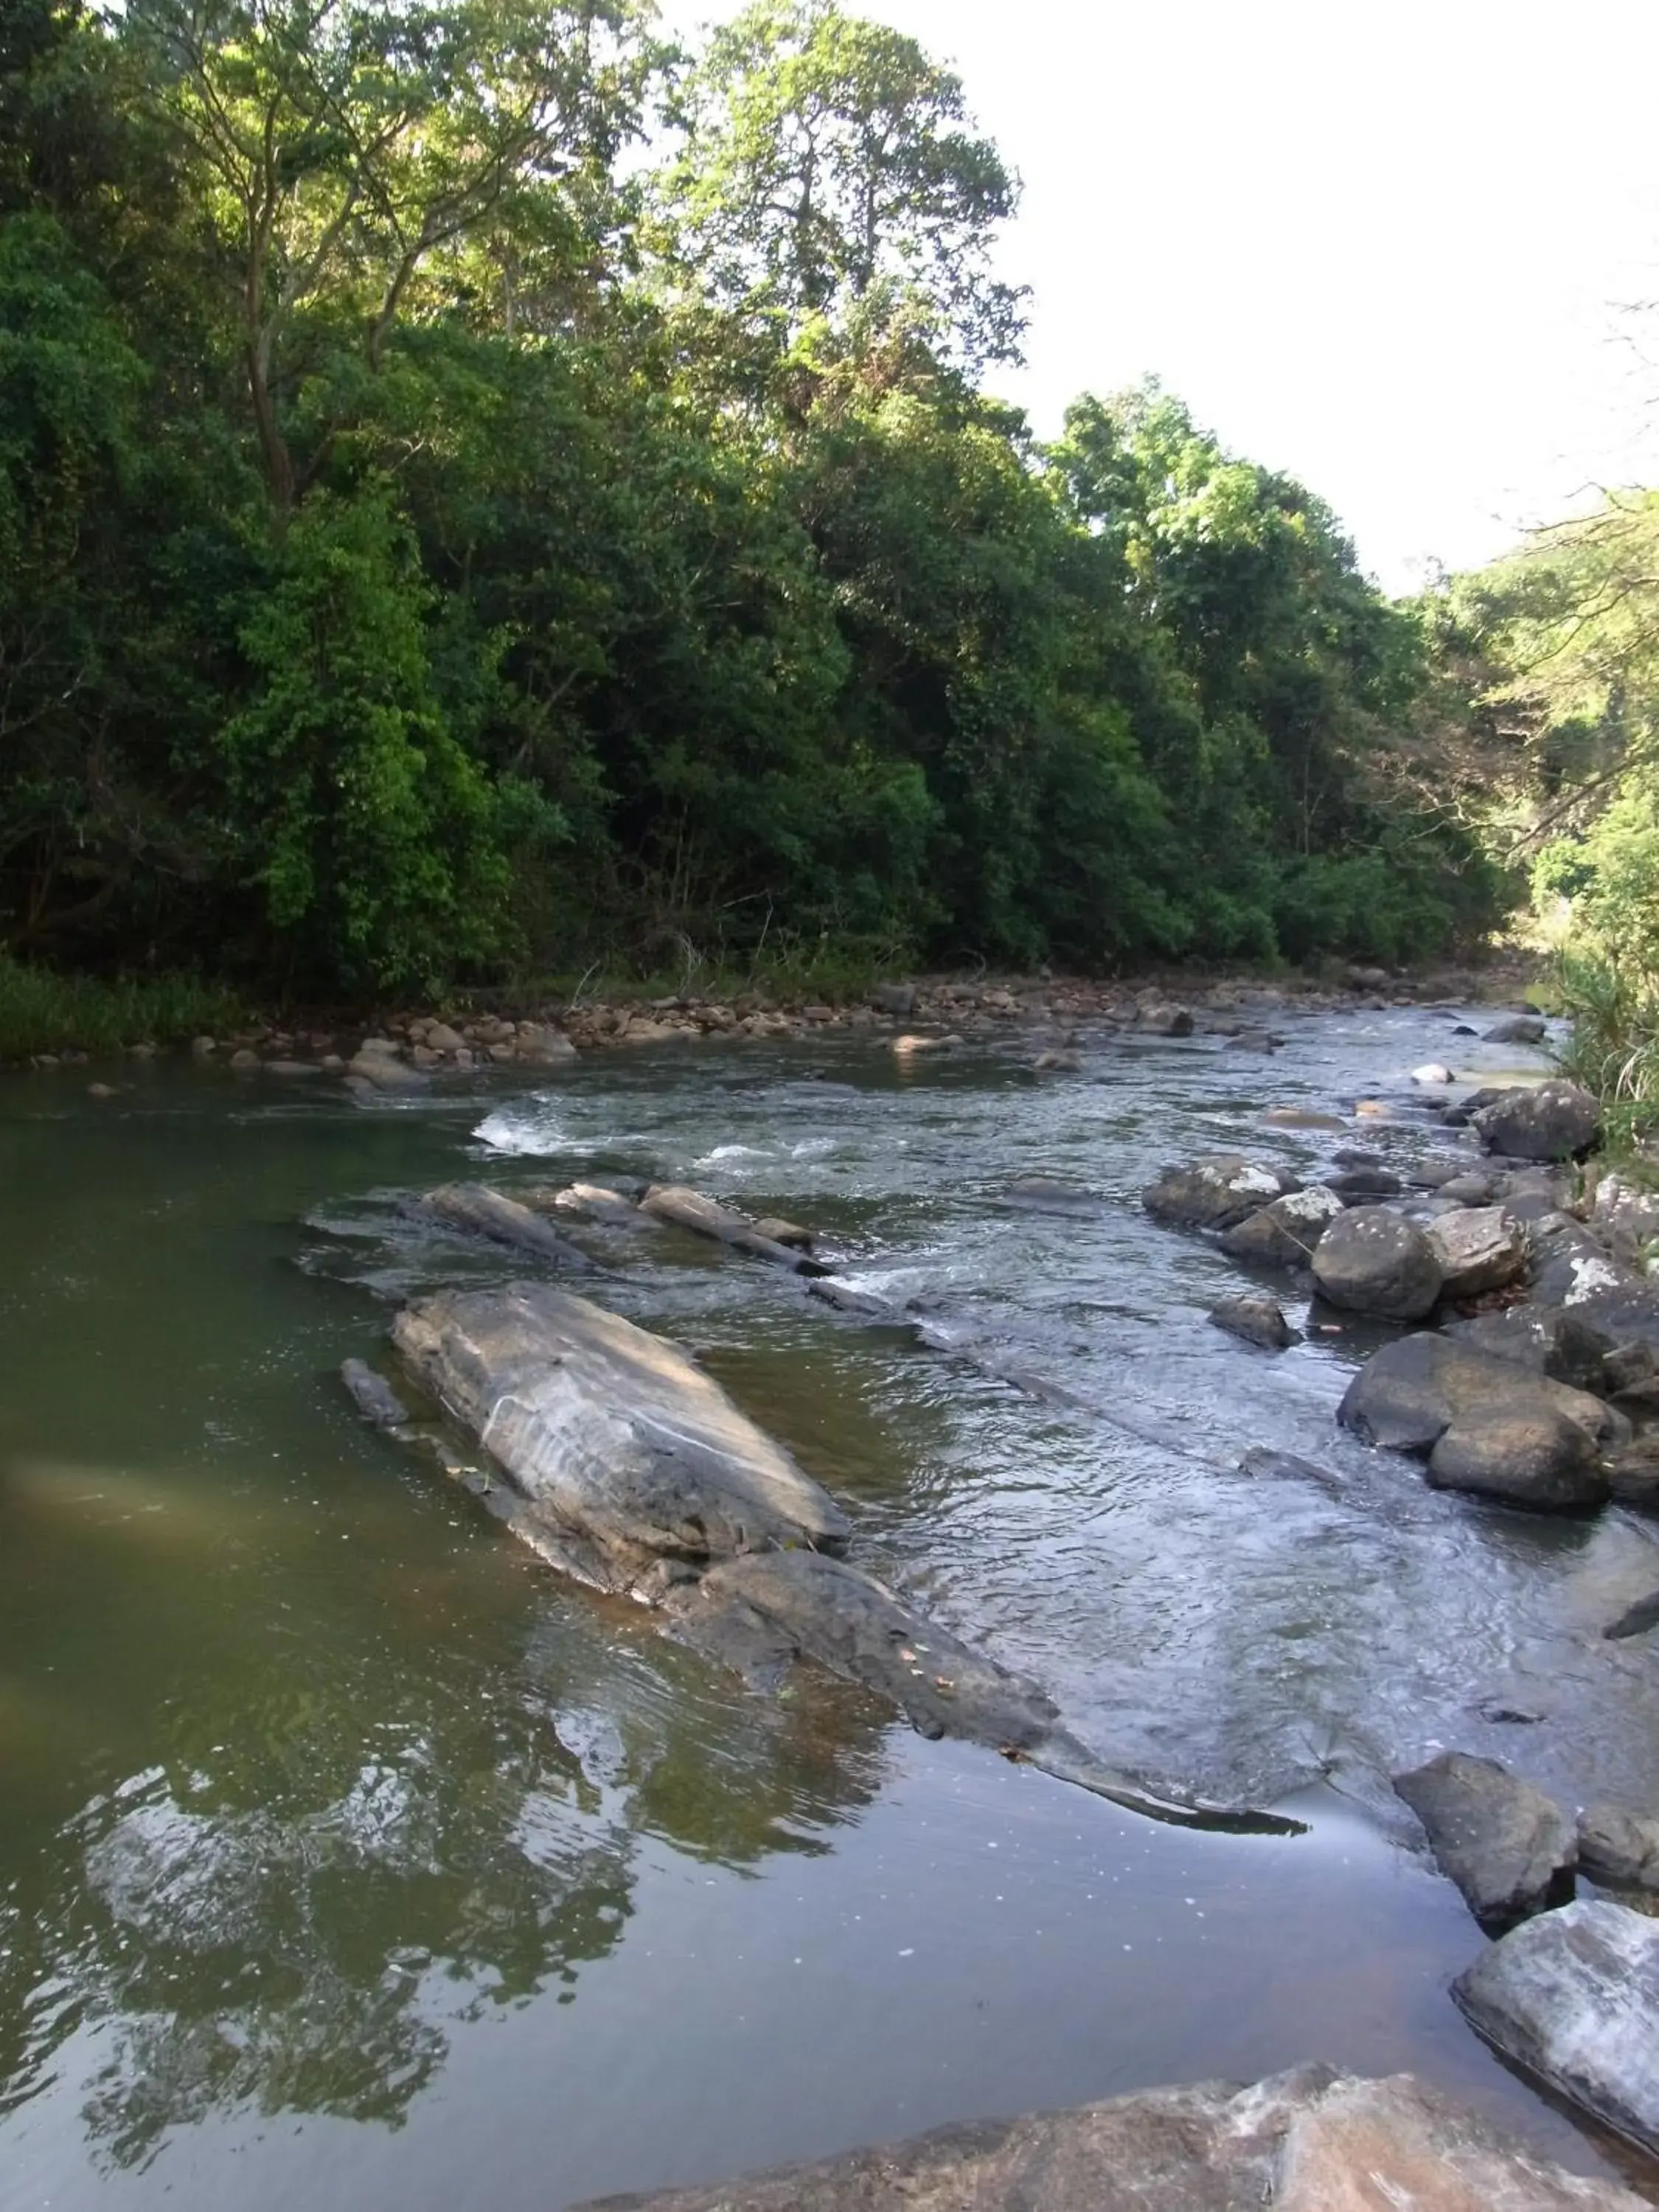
[392,1283,849,1592]
[1455,1901,1659,2157]
[575,2065,1644,2210]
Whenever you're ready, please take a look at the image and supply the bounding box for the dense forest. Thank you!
[1,0,1507,1001]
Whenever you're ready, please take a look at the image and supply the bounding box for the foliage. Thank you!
[0,955,242,1060]
[0,0,1497,998]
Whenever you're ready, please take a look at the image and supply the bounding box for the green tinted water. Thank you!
[1,1030,1654,2206]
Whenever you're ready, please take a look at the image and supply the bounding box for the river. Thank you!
[1,998,1656,2207]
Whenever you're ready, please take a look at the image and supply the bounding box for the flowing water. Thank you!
[2,1001,1658,2208]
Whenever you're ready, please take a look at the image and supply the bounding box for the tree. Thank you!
[131,0,653,509]
[667,0,1023,370]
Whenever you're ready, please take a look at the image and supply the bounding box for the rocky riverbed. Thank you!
[6,975,1659,2210]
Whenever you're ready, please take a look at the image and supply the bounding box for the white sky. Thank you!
[661,0,1659,594]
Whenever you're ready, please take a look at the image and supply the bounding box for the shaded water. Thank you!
[2,1001,1658,2207]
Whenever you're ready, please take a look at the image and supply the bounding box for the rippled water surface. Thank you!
[3,1001,1658,2208]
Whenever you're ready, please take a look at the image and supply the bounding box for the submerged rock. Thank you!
[640,1183,830,1273]
[1312,1208,1443,1320]
[340,1357,413,1430]
[1208,1295,1295,1350]
[1427,1206,1528,1300]
[574,2064,1646,2211]
[1474,1082,1601,1162]
[420,1182,608,1272]
[1455,1900,1659,2157]
[1394,1752,1576,1927]
[1142,1155,1284,1232]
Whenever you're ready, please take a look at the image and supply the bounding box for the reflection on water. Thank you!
[1,1011,1657,2207]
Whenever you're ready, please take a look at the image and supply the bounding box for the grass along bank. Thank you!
[0,957,244,1065]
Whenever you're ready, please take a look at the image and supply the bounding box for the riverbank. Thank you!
[6,951,1548,1073]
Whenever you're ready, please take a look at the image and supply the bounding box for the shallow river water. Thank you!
[2,999,1658,2208]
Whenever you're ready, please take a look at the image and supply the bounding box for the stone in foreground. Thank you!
[574,2064,1643,2211]
[392,1282,851,1593]
[1340,1335,1613,1459]
[1393,1752,1576,1927]
[1312,1206,1443,1320]
[1427,1406,1607,1512]
[1455,1900,1659,2157]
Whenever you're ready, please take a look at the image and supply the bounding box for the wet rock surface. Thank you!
[1392,1753,1576,1927]
[1208,1295,1295,1350]
[1427,1407,1607,1510]
[1455,1902,1659,2157]
[1427,1206,1529,1300]
[576,2065,1645,2211]
[1219,1184,1343,1266]
[1339,1335,1613,1458]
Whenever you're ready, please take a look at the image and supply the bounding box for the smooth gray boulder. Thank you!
[1219,1185,1343,1267]
[514,1020,578,1065]
[1394,1752,1576,1927]
[1427,1407,1607,1511]
[1455,1901,1659,2157]
[1427,1206,1528,1300]
[1142,1155,1284,1231]
[392,1283,851,1593]
[1208,1295,1295,1350]
[1138,1000,1194,1036]
[1312,1208,1443,1320]
[1579,1804,1659,1893]
[1474,1082,1601,1162]
[1591,1172,1659,1266]
[576,2063,1646,2211]
[1340,1334,1615,1455]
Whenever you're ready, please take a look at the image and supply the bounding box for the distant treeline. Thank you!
[0,0,1500,995]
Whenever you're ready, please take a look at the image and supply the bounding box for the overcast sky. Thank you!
[661,0,1659,594]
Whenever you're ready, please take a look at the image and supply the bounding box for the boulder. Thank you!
[389,1285,1286,1834]
[872,981,916,1017]
[1142,1156,1285,1232]
[1486,1015,1548,1044]
[1427,1407,1607,1511]
[1220,1185,1344,1267]
[1412,1062,1454,1085]
[1439,1171,1500,1205]
[1591,1173,1659,1267]
[640,1184,830,1274]
[1327,1166,1404,1200]
[1339,1334,1614,1455]
[1605,1437,1659,1507]
[1208,1295,1295,1350]
[573,2064,1647,2211]
[392,1283,851,1593]
[347,1038,427,1089]
[1474,1082,1601,1162]
[1032,1048,1082,1072]
[1393,1752,1576,1927]
[1312,1208,1443,1320]
[1138,1001,1194,1036]
[1454,1900,1659,2157]
[1442,1307,1612,1394]
[1578,1804,1659,1893]
[1529,1217,1639,1310]
[514,1021,578,1065]
[1604,1590,1659,1641]
[420,1183,608,1273]
[340,1357,413,1430]
[423,1020,466,1053]
[1426,1206,1528,1300]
